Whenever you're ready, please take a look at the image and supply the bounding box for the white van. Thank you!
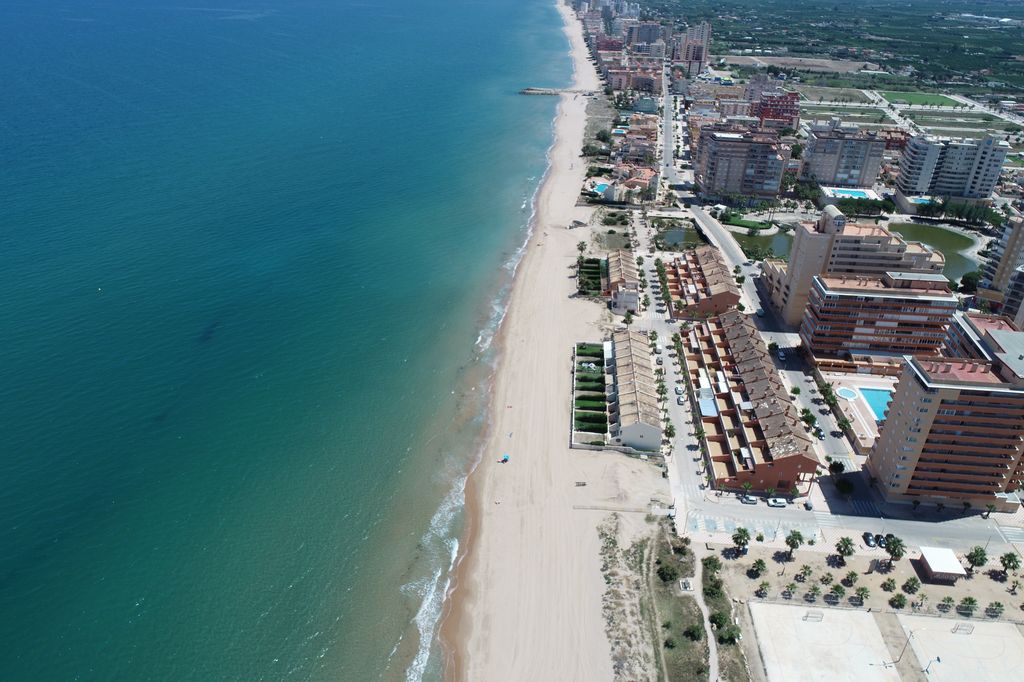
[655,344,664,355]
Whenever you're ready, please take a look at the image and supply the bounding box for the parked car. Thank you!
[875,533,887,548]
[676,396,685,405]
[863,531,876,547]
[756,309,765,318]
[674,386,683,395]
[656,356,664,365]
[739,495,758,505]
[803,500,814,510]
[767,498,787,508]
[777,351,786,361]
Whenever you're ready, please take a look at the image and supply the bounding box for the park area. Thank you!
[880,91,959,107]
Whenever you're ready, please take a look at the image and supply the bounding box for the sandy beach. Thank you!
[439,3,667,680]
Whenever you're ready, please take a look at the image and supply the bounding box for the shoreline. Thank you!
[437,2,617,678]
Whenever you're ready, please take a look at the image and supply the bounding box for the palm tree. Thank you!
[884,536,906,567]
[835,537,855,564]
[751,558,767,576]
[785,582,798,598]
[940,596,955,611]
[765,487,776,498]
[1001,552,1021,577]
[798,564,812,581]
[845,570,858,586]
[836,417,852,432]
[830,584,845,601]
[741,481,753,494]
[808,585,821,601]
[785,530,805,560]
[987,601,1005,617]
[757,581,770,597]
[577,240,587,256]
[985,503,997,518]
[855,586,870,604]
[958,596,978,615]
[732,527,751,552]
[966,546,988,573]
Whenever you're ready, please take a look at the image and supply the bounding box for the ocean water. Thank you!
[0,0,570,679]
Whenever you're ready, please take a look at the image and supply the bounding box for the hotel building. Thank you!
[683,310,817,492]
[978,215,1024,306]
[762,206,945,326]
[799,271,958,357]
[896,134,1009,200]
[801,119,886,188]
[867,350,1024,511]
[695,124,788,198]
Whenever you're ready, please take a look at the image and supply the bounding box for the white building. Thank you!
[896,134,1009,200]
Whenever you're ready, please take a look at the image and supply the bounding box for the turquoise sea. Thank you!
[0,0,570,679]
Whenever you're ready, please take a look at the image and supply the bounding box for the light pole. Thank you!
[922,656,941,674]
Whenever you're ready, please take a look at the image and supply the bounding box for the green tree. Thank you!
[889,593,908,609]
[966,546,988,573]
[577,240,587,255]
[836,417,852,432]
[987,600,1005,617]
[855,586,870,603]
[902,577,920,594]
[959,270,981,293]
[657,562,680,583]
[835,537,855,564]
[829,461,846,476]
[741,481,753,494]
[732,527,751,552]
[791,387,801,396]
[985,503,997,518]
[844,570,858,586]
[751,558,767,577]
[830,583,845,600]
[885,536,906,566]
[958,596,978,615]
[785,530,805,559]
[1000,552,1021,577]
[881,578,896,592]
[785,582,798,597]
[940,596,955,611]
[757,581,770,597]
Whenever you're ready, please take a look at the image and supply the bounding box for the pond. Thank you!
[734,231,794,260]
[888,222,979,283]
[659,226,706,250]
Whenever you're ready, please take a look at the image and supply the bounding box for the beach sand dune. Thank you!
[440,4,668,680]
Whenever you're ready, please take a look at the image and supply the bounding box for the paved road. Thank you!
[628,81,1024,555]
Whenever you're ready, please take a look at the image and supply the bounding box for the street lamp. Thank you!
[922,657,941,674]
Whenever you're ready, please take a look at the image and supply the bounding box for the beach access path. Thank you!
[439,4,669,681]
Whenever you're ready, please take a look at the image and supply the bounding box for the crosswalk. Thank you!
[997,525,1024,545]
[687,512,817,541]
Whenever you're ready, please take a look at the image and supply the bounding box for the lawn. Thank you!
[880,91,959,106]
[722,211,772,231]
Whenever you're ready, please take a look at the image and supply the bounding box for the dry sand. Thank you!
[438,3,668,680]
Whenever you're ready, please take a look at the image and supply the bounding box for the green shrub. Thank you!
[683,624,703,641]
[657,563,680,583]
[709,611,730,628]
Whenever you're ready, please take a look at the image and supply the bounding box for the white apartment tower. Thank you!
[897,134,1009,200]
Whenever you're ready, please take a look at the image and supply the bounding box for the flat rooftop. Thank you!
[968,312,1018,336]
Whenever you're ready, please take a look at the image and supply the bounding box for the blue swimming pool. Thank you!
[832,189,869,198]
[594,183,609,193]
[860,387,893,421]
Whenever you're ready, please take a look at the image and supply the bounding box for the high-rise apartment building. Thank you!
[695,125,788,198]
[867,351,1024,511]
[625,21,664,47]
[679,21,711,75]
[979,216,1024,306]
[896,134,1009,200]
[801,119,886,188]
[799,272,958,357]
[754,90,800,129]
[762,207,946,325]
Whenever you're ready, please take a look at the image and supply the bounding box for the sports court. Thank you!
[898,615,1024,681]
[749,603,899,682]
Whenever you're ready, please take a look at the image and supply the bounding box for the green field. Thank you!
[793,85,870,103]
[880,91,958,106]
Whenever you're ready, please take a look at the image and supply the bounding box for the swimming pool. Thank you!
[832,189,869,198]
[859,387,893,422]
[594,183,609,193]
[836,387,857,400]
